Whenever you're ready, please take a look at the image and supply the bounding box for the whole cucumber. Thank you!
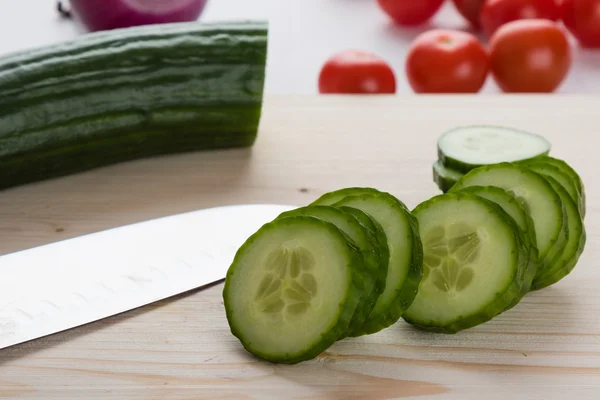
[0,21,268,190]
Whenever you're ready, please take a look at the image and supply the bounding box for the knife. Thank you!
[0,203,295,350]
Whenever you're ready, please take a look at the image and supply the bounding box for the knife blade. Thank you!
[0,203,295,350]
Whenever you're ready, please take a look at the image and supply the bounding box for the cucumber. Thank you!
[433,160,464,192]
[223,216,365,364]
[403,192,529,333]
[331,191,423,335]
[0,21,268,191]
[531,176,586,290]
[438,126,551,173]
[311,187,397,208]
[520,157,586,218]
[450,163,566,279]
[276,206,386,337]
[454,186,538,305]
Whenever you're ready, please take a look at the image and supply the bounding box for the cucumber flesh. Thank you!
[332,192,423,335]
[453,185,538,305]
[403,192,529,333]
[531,176,586,290]
[438,126,551,173]
[276,206,385,337]
[520,156,586,219]
[433,160,464,192]
[223,216,365,364]
[450,163,566,278]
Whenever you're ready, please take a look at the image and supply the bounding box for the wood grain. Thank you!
[1,95,599,399]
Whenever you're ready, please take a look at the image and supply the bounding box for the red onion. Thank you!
[64,0,208,31]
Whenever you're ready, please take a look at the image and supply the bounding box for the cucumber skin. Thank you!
[0,21,268,191]
[530,176,586,291]
[433,161,463,193]
[333,192,424,336]
[437,125,551,174]
[450,162,566,277]
[520,156,586,219]
[337,206,390,296]
[275,206,383,339]
[311,187,409,211]
[404,192,529,334]
[223,216,365,365]
[337,206,391,337]
[453,185,539,307]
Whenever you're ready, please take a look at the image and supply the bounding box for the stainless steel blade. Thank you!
[0,203,295,350]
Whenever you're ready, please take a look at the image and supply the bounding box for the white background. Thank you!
[1,0,599,94]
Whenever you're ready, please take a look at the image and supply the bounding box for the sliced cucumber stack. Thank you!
[403,192,529,333]
[529,176,586,290]
[437,125,551,173]
[433,160,464,192]
[519,156,586,219]
[223,216,366,364]
[453,186,539,307]
[313,188,423,336]
[450,162,567,279]
[224,187,421,362]
[276,205,387,338]
[331,192,423,335]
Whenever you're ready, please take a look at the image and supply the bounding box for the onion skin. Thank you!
[69,0,208,31]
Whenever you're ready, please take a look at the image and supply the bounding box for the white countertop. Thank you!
[2,0,599,94]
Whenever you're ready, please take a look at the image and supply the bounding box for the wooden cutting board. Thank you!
[0,96,598,399]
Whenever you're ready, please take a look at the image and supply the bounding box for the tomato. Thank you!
[452,0,486,29]
[377,0,445,26]
[318,50,396,94]
[560,0,600,48]
[489,20,572,93]
[481,0,561,37]
[405,30,489,93]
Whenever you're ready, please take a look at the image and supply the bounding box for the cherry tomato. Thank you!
[405,30,489,93]
[489,20,572,93]
[481,0,561,37]
[377,0,446,26]
[452,0,486,29]
[560,0,600,48]
[318,50,396,94]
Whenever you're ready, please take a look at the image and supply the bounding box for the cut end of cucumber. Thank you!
[438,126,551,173]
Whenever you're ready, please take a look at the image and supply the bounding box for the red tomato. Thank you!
[481,0,561,37]
[489,19,572,93]
[452,0,486,29]
[377,0,446,26]
[560,0,600,47]
[318,50,396,94]
[405,30,489,93]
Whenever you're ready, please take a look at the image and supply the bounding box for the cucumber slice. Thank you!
[450,163,566,278]
[337,205,391,337]
[433,160,464,192]
[223,216,365,364]
[332,192,423,335]
[454,186,539,305]
[403,192,529,333]
[531,176,586,290]
[276,206,386,337]
[438,126,551,173]
[520,156,586,218]
[311,187,408,211]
